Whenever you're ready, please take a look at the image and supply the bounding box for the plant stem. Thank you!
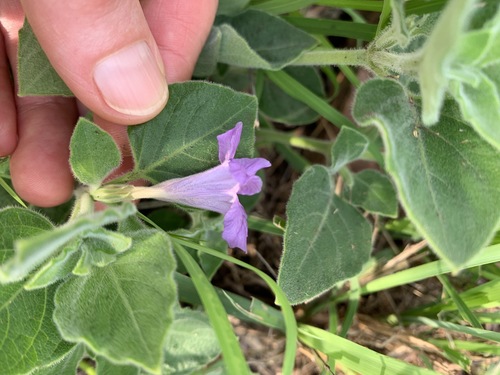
[292,47,421,78]
[369,50,421,75]
[69,189,93,220]
[316,0,384,12]
[257,128,332,156]
[291,48,369,67]
[315,36,361,88]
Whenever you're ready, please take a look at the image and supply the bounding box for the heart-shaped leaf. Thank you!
[353,78,500,267]
[278,165,372,304]
[54,230,176,374]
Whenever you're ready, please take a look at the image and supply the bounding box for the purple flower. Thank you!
[131,122,271,251]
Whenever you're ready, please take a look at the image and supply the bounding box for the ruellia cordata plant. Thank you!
[1,0,500,374]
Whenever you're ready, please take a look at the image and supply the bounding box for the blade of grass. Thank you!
[176,273,287,330]
[248,215,285,236]
[436,274,482,328]
[403,317,500,342]
[475,312,500,324]
[265,70,384,166]
[283,16,377,41]
[339,277,360,337]
[174,242,252,375]
[429,339,500,356]
[0,177,27,208]
[344,8,368,23]
[482,263,500,278]
[321,66,341,97]
[348,244,500,299]
[250,0,445,15]
[406,278,500,317]
[327,303,339,371]
[406,0,446,15]
[265,70,355,128]
[299,324,439,374]
[317,0,445,14]
[171,236,297,375]
[249,0,317,14]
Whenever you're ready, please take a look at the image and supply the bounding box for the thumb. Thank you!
[20,0,168,124]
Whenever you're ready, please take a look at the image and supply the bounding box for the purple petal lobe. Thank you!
[230,158,271,195]
[232,158,271,175]
[239,176,263,196]
[222,200,248,252]
[217,122,243,163]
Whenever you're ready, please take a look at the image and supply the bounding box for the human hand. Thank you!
[0,0,218,207]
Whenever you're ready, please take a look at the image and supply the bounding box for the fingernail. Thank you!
[94,42,168,116]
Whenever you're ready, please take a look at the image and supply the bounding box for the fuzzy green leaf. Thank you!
[96,357,140,375]
[389,0,410,46]
[158,308,221,375]
[0,207,53,248]
[217,0,250,15]
[17,20,72,96]
[24,241,81,290]
[31,345,85,375]
[0,284,74,375]
[214,10,316,70]
[54,230,176,374]
[0,203,136,283]
[278,165,372,304]
[0,208,74,374]
[418,0,476,124]
[72,239,119,276]
[349,169,398,218]
[70,118,121,186]
[449,64,500,151]
[83,228,132,253]
[127,81,257,183]
[353,79,500,267]
[447,6,500,150]
[418,0,500,151]
[193,28,223,77]
[330,127,370,174]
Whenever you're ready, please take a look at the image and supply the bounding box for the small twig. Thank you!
[254,250,278,279]
[381,240,428,272]
[334,175,343,196]
[381,229,400,254]
[371,214,380,245]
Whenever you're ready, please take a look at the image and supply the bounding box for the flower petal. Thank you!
[222,200,248,252]
[218,122,243,163]
[135,163,239,214]
[230,158,271,195]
